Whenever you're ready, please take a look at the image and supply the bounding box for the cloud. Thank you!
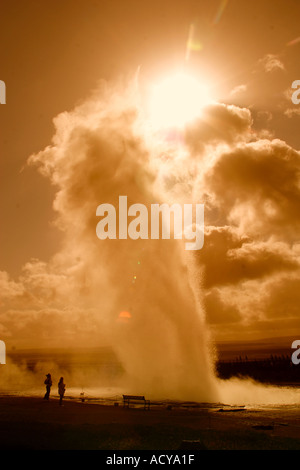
[204,287,241,325]
[258,54,285,73]
[184,102,253,154]
[199,226,299,289]
[0,271,25,301]
[194,129,300,336]
[284,108,300,118]
[203,139,300,239]
[229,84,247,97]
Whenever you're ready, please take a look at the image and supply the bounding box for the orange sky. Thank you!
[1,0,300,348]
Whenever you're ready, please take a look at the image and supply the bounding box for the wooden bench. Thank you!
[123,394,150,410]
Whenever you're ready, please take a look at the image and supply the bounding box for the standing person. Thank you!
[58,377,66,406]
[44,373,52,400]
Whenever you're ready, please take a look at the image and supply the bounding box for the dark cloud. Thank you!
[204,139,300,239]
[185,102,252,154]
[199,226,299,289]
[204,287,241,325]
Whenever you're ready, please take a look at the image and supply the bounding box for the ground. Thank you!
[0,396,300,450]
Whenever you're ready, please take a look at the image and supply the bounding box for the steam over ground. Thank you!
[1,75,300,404]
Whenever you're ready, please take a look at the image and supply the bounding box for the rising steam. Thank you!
[24,77,217,401]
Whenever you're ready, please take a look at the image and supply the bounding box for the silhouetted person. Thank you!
[58,377,66,406]
[44,373,52,400]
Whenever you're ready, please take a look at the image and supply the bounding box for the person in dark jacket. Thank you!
[44,373,52,400]
[58,377,66,406]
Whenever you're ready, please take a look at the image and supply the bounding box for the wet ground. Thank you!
[0,395,300,449]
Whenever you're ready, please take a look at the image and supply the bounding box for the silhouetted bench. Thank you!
[123,394,150,410]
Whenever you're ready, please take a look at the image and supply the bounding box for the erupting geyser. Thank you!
[28,77,219,402]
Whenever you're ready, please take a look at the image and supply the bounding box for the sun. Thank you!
[149,72,211,129]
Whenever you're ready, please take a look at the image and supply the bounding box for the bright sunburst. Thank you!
[149,72,211,129]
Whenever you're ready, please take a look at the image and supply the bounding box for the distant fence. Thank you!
[0,340,6,364]
[216,355,299,384]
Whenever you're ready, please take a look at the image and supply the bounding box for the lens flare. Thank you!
[185,23,203,62]
[149,72,211,129]
[286,36,300,47]
[118,311,132,322]
[213,0,229,25]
